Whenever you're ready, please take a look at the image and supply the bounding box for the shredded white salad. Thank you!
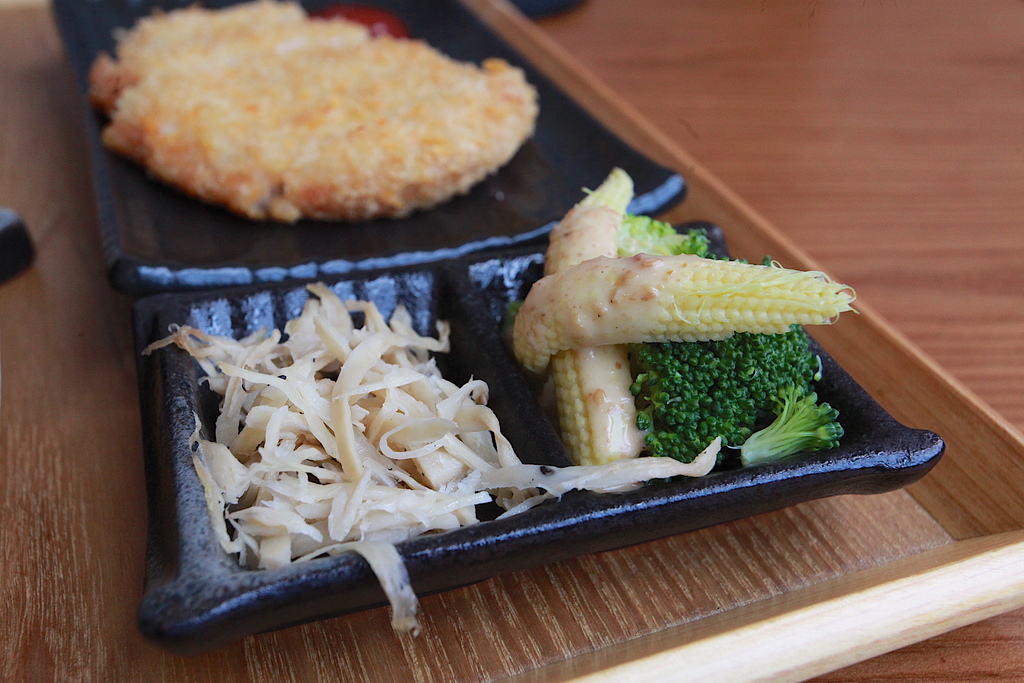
[145,283,719,633]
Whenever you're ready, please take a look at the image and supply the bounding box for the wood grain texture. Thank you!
[1,1,1022,681]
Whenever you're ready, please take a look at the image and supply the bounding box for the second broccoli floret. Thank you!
[739,386,843,467]
[629,325,821,464]
[616,214,711,258]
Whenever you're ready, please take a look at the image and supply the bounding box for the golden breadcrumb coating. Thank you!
[88,0,538,222]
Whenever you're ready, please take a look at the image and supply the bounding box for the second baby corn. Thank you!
[545,168,646,466]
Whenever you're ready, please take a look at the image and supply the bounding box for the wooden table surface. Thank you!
[1,0,1022,680]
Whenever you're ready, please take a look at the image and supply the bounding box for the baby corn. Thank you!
[543,168,632,275]
[545,169,646,465]
[514,253,855,375]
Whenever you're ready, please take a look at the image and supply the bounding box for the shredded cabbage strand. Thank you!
[148,283,718,634]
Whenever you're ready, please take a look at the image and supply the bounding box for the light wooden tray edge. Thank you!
[504,530,1024,683]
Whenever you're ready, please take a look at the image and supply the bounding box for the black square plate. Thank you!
[53,0,686,296]
[132,228,944,654]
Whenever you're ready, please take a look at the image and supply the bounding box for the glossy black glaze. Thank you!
[53,0,685,296]
[132,233,944,654]
[0,208,33,285]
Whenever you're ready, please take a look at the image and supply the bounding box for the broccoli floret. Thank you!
[629,325,824,464]
[617,216,843,467]
[739,386,843,466]
[617,214,711,257]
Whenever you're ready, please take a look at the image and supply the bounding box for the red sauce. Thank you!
[309,4,410,39]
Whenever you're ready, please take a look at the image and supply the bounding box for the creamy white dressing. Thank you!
[574,346,646,460]
[543,204,620,275]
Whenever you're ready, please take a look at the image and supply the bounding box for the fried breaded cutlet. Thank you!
[88,1,538,222]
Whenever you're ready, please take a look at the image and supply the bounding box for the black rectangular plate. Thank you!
[132,227,944,654]
[53,0,686,296]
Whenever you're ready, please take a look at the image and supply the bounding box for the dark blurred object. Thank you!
[512,0,587,18]
[0,208,34,284]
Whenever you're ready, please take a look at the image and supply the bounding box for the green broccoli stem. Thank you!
[739,386,843,466]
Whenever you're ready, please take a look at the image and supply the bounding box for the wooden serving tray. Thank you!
[2,1,1022,680]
